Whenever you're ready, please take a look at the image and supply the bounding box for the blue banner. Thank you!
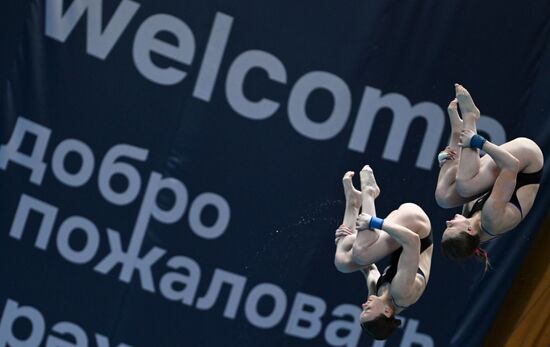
[1,1,549,346]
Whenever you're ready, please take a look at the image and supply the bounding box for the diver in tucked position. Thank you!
[435,84,544,269]
[334,166,433,340]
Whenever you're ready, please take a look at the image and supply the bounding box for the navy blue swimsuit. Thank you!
[375,231,433,293]
[466,169,542,236]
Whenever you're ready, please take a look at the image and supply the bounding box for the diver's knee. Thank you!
[334,257,355,273]
[435,190,455,208]
[455,177,476,198]
[351,245,370,266]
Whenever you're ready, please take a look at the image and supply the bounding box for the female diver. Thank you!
[334,165,433,340]
[435,84,543,268]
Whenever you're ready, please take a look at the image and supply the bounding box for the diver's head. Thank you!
[441,214,480,261]
[442,214,490,271]
[359,295,401,340]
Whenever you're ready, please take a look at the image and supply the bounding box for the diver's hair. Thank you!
[441,231,491,272]
[473,247,491,273]
[361,314,401,340]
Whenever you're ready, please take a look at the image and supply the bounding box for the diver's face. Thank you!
[442,214,471,241]
[359,296,390,323]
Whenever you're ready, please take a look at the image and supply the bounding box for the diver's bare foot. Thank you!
[343,171,361,209]
[455,84,480,128]
[447,98,463,134]
[360,165,380,199]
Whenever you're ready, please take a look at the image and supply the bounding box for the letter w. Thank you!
[45,0,140,59]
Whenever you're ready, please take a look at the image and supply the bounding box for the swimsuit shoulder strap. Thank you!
[466,192,491,218]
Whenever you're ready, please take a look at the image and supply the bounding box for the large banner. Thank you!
[1,1,549,346]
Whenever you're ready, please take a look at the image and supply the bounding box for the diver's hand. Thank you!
[458,129,476,148]
[356,213,374,232]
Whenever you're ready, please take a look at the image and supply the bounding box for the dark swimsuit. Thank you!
[374,231,433,308]
[466,169,543,236]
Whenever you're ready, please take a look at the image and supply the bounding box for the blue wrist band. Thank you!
[470,134,486,150]
[368,216,384,230]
